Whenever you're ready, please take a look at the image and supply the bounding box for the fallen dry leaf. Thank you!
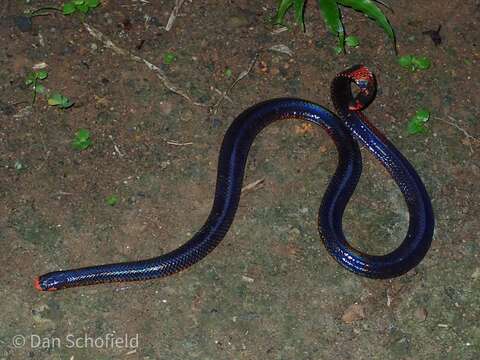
[414,307,428,322]
[342,303,365,323]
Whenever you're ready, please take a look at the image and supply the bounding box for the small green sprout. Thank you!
[225,68,233,78]
[413,56,431,70]
[407,108,430,134]
[25,70,48,84]
[25,70,48,104]
[26,1,100,18]
[106,195,119,206]
[48,92,74,109]
[14,160,26,171]
[345,35,360,48]
[63,0,101,15]
[398,55,431,71]
[163,52,176,65]
[25,69,75,109]
[72,129,92,150]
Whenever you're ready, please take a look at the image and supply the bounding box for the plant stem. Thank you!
[28,7,62,18]
[31,77,37,105]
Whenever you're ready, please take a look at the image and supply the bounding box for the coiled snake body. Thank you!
[35,65,434,291]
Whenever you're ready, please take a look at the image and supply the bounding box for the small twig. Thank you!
[166,140,193,146]
[445,115,479,142]
[269,44,294,57]
[241,178,265,193]
[113,144,124,157]
[435,115,478,153]
[83,23,206,107]
[271,26,288,35]
[213,88,233,103]
[165,0,185,31]
[211,53,258,115]
[55,191,74,196]
[109,135,125,157]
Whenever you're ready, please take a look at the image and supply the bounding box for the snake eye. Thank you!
[356,79,369,90]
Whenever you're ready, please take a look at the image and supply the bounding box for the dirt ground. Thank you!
[0,0,479,359]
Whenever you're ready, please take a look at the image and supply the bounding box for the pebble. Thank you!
[228,15,249,28]
[414,307,428,322]
[159,101,173,115]
[160,160,170,169]
[471,268,480,280]
[14,16,32,32]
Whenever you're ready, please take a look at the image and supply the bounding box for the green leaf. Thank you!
[106,195,118,206]
[25,73,36,85]
[73,0,85,5]
[333,45,343,55]
[34,84,46,93]
[398,55,431,71]
[36,70,48,80]
[48,92,63,105]
[398,55,413,68]
[345,35,360,47]
[25,72,36,85]
[48,92,74,109]
[86,0,101,8]
[407,108,430,135]
[61,98,74,109]
[337,0,395,40]
[407,121,426,134]
[412,56,431,70]
[63,2,76,15]
[317,0,344,47]
[225,68,233,78]
[415,109,430,122]
[293,0,306,30]
[274,0,294,24]
[76,128,90,140]
[163,52,176,64]
[76,2,90,13]
[72,129,92,150]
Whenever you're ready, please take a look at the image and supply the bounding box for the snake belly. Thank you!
[35,65,434,291]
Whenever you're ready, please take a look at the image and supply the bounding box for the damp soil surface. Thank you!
[0,0,479,359]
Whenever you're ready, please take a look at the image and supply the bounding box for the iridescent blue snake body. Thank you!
[35,65,434,291]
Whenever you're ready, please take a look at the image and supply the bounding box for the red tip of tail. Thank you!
[34,277,44,291]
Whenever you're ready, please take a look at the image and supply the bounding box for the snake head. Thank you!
[34,272,68,291]
[346,65,377,111]
[331,64,377,113]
